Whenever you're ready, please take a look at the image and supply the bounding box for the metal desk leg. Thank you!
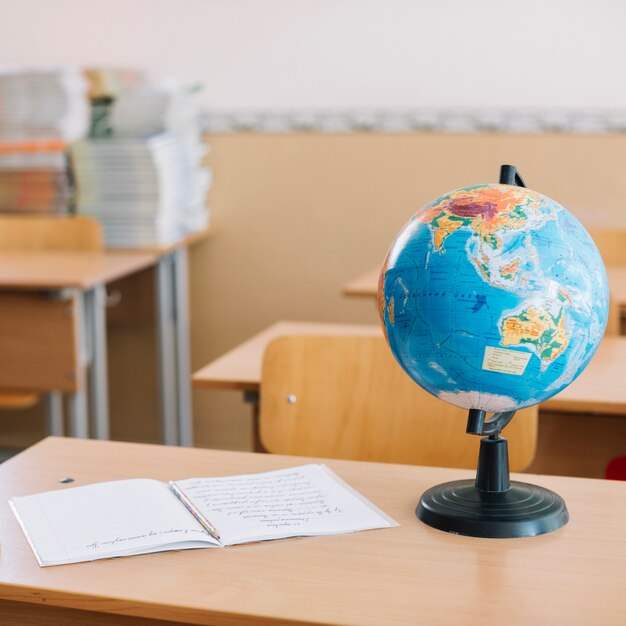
[84,285,110,440]
[173,248,193,447]
[156,254,179,445]
[44,392,64,436]
[67,390,89,438]
[66,291,90,438]
[243,391,264,453]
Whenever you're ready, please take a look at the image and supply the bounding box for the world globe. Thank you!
[378,182,609,413]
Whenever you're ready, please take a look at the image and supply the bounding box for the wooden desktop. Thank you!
[192,320,626,415]
[0,437,624,626]
[343,265,626,307]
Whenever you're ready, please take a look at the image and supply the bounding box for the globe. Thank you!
[378,183,609,413]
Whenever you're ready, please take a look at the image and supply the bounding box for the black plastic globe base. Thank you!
[416,479,569,538]
[416,432,569,538]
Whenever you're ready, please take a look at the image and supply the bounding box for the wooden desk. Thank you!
[192,320,626,415]
[0,215,211,446]
[193,321,381,392]
[1,437,624,626]
[0,251,155,440]
[0,252,156,290]
[343,265,626,307]
[342,267,380,299]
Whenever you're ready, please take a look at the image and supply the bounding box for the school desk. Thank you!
[342,265,626,305]
[191,320,626,415]
[0,436,623,626]
[0,251,155,440]
[0,226,211,446]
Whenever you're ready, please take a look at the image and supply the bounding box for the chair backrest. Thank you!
[260,335,538,471]
[0,215,103,251]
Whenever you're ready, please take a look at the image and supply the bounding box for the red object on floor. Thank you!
[605,456,626,480]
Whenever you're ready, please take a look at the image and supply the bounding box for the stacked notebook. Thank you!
[71,131,209,247]
[73,79,210,247]
[0,67,89,142]
[0,67,89,214]
[0,145,71,213]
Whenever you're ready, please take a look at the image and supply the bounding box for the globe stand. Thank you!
[416,409,569,538]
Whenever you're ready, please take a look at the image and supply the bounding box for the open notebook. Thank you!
[10,464,398,566]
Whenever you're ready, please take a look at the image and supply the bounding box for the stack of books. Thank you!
[0,67,89,142]
[73,78,211,247]
[0,67,89,214]
[0,141,71,214]
[71,132,209,247]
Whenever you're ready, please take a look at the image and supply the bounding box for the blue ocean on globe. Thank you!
[378,183,609,412]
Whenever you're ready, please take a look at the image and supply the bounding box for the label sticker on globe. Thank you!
[482,346,531,375]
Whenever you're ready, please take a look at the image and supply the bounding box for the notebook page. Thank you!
[10,478,219,566]
[174,464,398,546]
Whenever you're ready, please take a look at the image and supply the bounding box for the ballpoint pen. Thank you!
[168,481,221,540]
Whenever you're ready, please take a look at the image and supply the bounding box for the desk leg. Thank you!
[173,248,193,447]
[66,290,89,438]
[244,391,265,453]
[44,392,64,436]
[67,391,88,438]
[155,250,194,447]
[84,286,110,440]
[155,254,178,445]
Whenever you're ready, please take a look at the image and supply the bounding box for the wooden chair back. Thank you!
[260,335,538,471]
[0,215,103,251]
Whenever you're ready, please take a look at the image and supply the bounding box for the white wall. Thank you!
[1,0,625,110]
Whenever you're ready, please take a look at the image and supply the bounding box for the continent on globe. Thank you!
[423,185,553,255]
[500,305,568,366]
[378,182,609,412]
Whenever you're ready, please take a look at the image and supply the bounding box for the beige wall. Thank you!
[2,1,625,110]
[3,133,626,454]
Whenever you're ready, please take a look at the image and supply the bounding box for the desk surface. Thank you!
[0,251,156,290]
[343,265,626,303]
[192,320,382,391]
[342,267,381,298]
[192,320,626,414]
[108,226,214,256]
[1,437,624,626]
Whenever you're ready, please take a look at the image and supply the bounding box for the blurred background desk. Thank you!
[193,321,626,477]
[343,265,626,312]
[1,437,624,626]
[0,251,155,439]
[193,320,626,413]
[0,227,211,449]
